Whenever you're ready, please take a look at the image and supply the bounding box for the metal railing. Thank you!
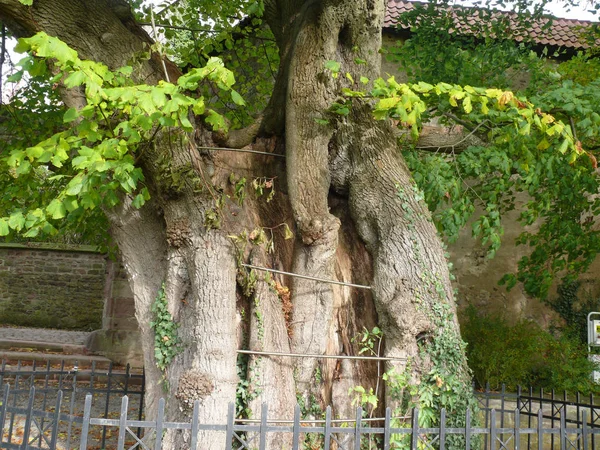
[3,360,600,450]
[3,386,600,449]
[0,358,144,449]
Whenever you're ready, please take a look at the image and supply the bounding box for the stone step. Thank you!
[0,338,88,355]
[0,350,111,365]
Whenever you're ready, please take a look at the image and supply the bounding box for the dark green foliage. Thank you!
[548,281,600,345]
[137,0,277,130]
[388,2,600,299]
[462,305,598,394]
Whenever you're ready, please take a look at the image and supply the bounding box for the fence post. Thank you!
[465,408,471,450]
[101,362,114,448]
[65,360,79,450]
[292,404,301,450]
[590,391,595,450]
[0,384,9,444]
[484,383,490,450]
[582,409,588,450]
[412,408,419,450]
[21,385,36,448]
[154,397,165,450]
[225,402,235,450]
[551,389,556,450]
[538,409,544,450]
[490,409,497,450]
[38,360,51,448]
[49,390,64,449]
[190,400,200,450]
[259,403,268,450]
[354,406,362,450]
[117,395,130,450]
[500,384,505,433]
[324,406,332,450]
[383,407,391,450]
[439,408,446,450]
[561,407,567,450]
[514,408,520,450]
[79,393,93,450]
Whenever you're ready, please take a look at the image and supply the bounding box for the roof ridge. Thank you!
[384,0,599,49]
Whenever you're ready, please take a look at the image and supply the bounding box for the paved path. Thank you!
[0,327,90,345]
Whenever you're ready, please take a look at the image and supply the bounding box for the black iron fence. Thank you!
[3,360,600,449]
[477,384,600,450]
[0,358,144,449]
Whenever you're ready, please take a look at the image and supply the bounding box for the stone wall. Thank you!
[0,244,107,330]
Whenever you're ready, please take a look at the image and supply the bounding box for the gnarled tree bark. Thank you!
[0,0,474,448]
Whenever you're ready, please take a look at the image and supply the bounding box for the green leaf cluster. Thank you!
[1,32,236,240]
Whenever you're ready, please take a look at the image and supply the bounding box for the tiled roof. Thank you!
[385,0,597,49]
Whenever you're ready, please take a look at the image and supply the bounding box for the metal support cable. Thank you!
[237,349,405,362]
[241,263,371,290]
[234,415,410,424]
[196,146,285,158]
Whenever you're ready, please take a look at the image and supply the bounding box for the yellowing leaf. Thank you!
[463,96,472,114]
[376,97,401,110]
[498,91,514,106]
[537,138,550,151]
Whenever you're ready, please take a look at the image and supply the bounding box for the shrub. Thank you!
[461,305,598,394]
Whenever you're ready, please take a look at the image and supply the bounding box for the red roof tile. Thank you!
[385,0,597,49]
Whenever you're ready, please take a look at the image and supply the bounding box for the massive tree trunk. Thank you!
[0,0,475,448]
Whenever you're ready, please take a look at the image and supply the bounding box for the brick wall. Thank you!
[0,244,107,330]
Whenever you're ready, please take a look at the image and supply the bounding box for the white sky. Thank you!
[142,0,599,21]
[454,0,598,20]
